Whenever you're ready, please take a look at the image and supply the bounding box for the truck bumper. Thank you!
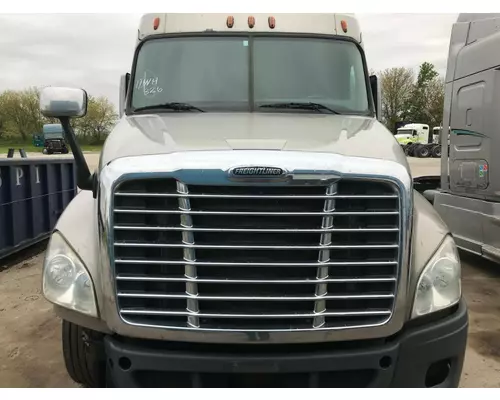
[104,299,468,388]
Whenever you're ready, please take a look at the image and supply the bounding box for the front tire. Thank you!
[62,320,106,388]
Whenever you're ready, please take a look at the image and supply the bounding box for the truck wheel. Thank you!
[62,320,106,388]
[62,147,69,154]
[404,145,413,157]
[416,145,430,158]
[431,145,441,158]
[48,148,54,155]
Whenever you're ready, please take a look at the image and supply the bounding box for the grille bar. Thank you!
[117,293,395,300]
[114,226,399,233]
[115,192,398,199]
[115,260,398,267]
[177,182,199,328]
[114,243,398,250]
[314,183,337,328]
[116,275,397,284]
[119,309,392,318]
[114,209,399,216]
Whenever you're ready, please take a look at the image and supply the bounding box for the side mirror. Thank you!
[119,73,130,118]
[369,75,382,122]
[40,87,88,118]
[39,87,94,193]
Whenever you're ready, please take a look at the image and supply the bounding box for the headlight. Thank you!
[42,231,98,317]
[411,235,461,319]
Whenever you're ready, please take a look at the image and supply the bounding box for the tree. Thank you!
[379,67,415,133]
[426,77,445,128]
[73,96,118,144]
[405,62,440,125]
[1,88,44,140]
[0,93,7,139]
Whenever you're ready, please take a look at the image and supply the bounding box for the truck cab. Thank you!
[42,123,69,154]
[39,13,467,388]
[395,123,430,145]
[395,123,441,158]
[424,13,500,263]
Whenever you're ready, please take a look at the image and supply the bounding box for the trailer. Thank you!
[0,157,77,262]
[423,13,500,263]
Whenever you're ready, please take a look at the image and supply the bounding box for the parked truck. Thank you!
[39,13,467,388]
[395,123,441,158]
[41,123,69,154]
[420,13,500,264]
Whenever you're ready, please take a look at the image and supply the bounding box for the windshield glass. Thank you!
[397,129,414,135]
[131,36,369,114]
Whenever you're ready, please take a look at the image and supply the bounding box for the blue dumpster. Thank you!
[0,157,77,262]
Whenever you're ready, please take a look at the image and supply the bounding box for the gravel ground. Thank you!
[1,154,499,387]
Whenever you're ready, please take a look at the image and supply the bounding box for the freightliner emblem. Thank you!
[230,166,285,177]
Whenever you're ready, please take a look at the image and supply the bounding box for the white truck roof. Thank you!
[398,123,429,130]
[138,13,362,45]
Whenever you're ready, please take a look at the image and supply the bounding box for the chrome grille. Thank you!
[112,177,401,331]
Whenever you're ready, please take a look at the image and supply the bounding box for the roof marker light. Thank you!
[248,16,255,28]
[227,16,234,28]
[341,20,348,33]
[268,16,276,29]
[153,17,160,30]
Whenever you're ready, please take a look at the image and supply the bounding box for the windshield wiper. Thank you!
[134,102,205,113]
[259,102,341,114]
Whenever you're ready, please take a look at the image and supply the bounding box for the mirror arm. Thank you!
[59,117,94,192]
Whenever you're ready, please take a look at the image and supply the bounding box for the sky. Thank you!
[0,13,458,108]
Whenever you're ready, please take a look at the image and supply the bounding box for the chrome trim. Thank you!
[115,192,398,199]
[114,259,399,267]
[314,183,337,328]
[98,150,413,344]
[114,226,400,233]
[113,209,399,216]
[113,243,399,250]
[117,293,395,300]
[115,275,397,283]
[119,309,392,318]
[177,181,199,328]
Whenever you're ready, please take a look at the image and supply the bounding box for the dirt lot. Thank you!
[1,154,500,387]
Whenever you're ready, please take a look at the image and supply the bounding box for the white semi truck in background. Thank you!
[39,13,467,388]
[420,13,500,263]
[395,123,443,158]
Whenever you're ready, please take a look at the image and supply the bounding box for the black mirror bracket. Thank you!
[59,116,95,194]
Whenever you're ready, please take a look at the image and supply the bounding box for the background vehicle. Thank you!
[39,13,467,388]
[42,123,69,154]
[422,13,500,263]
[395,123,441,158]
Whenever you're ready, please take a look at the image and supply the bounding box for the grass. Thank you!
[0,141,103,155]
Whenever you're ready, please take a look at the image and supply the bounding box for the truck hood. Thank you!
[100,113,409,169]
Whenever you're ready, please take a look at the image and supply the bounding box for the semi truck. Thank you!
[41,123,69,154]
[39,13,467,388]
[421,13,500,264]
[395,123,441,158]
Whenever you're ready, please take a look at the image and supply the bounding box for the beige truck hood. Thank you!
[100,113,409,169]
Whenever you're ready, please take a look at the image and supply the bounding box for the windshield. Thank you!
[131,36,370,114]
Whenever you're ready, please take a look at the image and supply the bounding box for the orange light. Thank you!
[153,17,160,30]
[268,16,276,29]
[341,20,348,33]
[248,16,255,28]
[226,16,234,28]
